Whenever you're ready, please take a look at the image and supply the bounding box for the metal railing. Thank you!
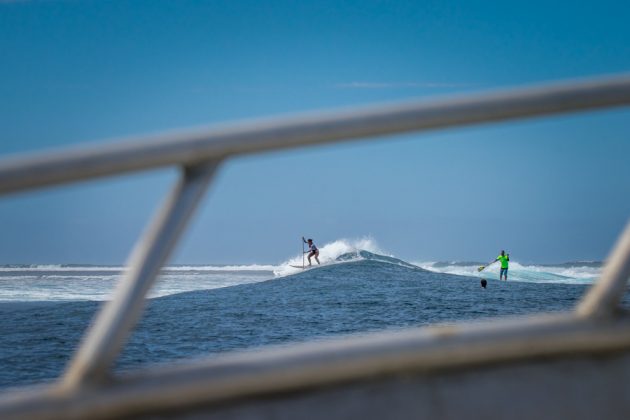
[1,73,630,419]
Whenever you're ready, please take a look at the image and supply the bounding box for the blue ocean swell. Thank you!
[0,259,624,390]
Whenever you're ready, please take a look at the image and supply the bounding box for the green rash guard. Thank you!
[497,254,509,269]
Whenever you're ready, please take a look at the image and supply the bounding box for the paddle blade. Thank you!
[477,266,485,272]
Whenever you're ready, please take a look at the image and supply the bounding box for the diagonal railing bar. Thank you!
[577,220,630,319]
[61,161,222,388]
[0,74,629,196]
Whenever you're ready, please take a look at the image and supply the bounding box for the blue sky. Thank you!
[1,0,629,265]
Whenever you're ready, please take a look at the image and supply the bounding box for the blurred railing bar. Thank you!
[61,161,222,388]
[4,313,630,420]
[578,221,630,319]
[0,74,629,195]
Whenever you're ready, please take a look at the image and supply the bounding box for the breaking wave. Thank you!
[415,260,602,284]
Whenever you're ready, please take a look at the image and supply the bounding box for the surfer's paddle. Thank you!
[478,259,497,272]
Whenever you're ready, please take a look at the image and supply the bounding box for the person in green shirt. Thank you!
[496,250,510,281]
[477,250,510,280]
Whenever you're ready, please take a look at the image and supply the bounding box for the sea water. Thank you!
[0,239,626,390]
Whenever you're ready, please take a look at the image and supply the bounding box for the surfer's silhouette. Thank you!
[478,250,510,281]
[303,237,320,266]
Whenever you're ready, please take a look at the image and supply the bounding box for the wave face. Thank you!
[415,261,602,284]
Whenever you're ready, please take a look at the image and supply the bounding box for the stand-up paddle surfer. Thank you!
[497,250,510,281]
[478,250,510,281]
[303,237,320,266]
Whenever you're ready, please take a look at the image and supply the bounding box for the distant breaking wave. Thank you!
[0,238,606,302]
[415,261,602,285]
[273,238,393,276]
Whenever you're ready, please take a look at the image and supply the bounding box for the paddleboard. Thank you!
[289,265,310,269]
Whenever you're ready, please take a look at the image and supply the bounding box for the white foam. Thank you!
[0,271,274,302]
[0,264,277,272]
[164,264,277,272]
[273,237,383,277]
[0,265,122,272]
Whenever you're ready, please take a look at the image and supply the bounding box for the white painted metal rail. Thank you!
[1,74,630,195]
[1,73,630,419]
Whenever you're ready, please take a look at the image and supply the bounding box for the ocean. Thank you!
[0,239,624,391]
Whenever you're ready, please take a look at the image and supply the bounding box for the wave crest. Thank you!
[273,237,386,276]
